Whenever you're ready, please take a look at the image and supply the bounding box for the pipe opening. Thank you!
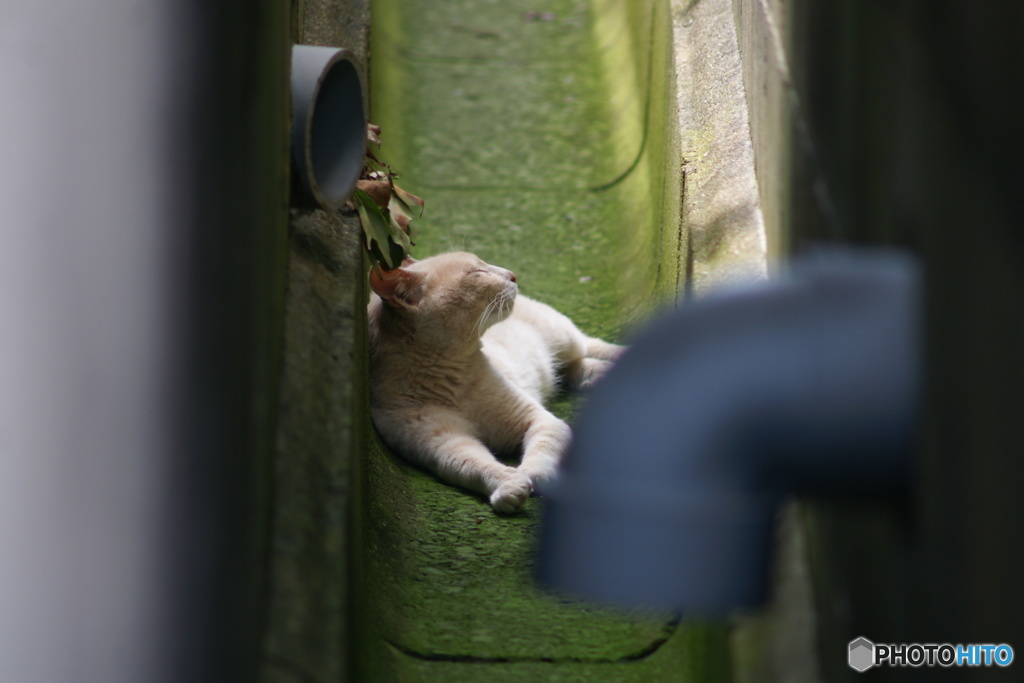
[290,46,365,210]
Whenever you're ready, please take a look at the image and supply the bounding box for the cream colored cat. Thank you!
[367,252,623,512]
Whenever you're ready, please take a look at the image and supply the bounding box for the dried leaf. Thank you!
[352,125,422,270]
[357,178,392,209]
[392,211,410,233]
[392,185,425,217]
[367,123,382,147]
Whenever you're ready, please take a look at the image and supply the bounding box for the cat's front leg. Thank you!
[585,336,625,361]
[567,357,615,390]
[395,410,533,513]
[488,471,534,513]
[517,408,571,489]
[428,434,533,513]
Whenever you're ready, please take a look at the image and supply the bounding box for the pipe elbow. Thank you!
[538,249,921,614]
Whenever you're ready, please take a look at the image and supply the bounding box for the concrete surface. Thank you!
[262,211,369,683]
[673,0,768,293]
[261,2,371,682]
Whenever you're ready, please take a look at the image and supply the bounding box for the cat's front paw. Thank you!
[579,358,614,390]
[490,471,533,513]
[519,460,559,490]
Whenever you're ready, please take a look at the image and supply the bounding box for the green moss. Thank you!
[357,0,729,680]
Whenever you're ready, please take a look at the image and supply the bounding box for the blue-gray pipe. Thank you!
[290,45,366,210]
[537,249,921,615]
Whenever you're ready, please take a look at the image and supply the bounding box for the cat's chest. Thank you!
[399,362,476,406]
[482,323,557,405]
[389,354,503,406]
[462,368,538,451]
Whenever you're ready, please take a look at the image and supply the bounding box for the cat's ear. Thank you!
[369,265,425,308]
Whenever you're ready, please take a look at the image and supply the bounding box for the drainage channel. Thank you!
[353,0,727,679]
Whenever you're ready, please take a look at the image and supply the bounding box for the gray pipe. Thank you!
[538,249,921,615]
[290,45,366,210]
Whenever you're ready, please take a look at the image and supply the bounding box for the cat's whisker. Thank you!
[477,297,499,337]
[476,306,487,337]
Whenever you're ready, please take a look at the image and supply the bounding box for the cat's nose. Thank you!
[508,271,517,283]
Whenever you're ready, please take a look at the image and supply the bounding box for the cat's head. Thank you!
[369,252,518,342]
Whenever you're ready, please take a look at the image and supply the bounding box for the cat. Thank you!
[367,252,623,512]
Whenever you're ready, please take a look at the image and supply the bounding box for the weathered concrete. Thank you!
[672,0,768,294]
[261,210,368,683]
[261,2,370,682]
[731,0,794,259]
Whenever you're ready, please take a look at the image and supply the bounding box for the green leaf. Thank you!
[353,189,398,268]
[389,193,417,233]
[385,237,406,268]
[389,210,414,250]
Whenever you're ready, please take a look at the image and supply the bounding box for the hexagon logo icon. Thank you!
[849,637,875,672]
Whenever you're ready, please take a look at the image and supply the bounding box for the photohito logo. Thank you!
[848,637,1014,671]
[849,638,875,672]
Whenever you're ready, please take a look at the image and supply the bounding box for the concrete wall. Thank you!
[673,0,768,293]
[733,2,1024,681]
[260,2,370,682]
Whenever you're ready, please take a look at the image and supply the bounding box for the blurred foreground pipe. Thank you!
[0,0,288,681]
[538,249,921,614]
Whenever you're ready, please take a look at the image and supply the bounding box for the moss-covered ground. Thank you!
[354,0,731,679]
